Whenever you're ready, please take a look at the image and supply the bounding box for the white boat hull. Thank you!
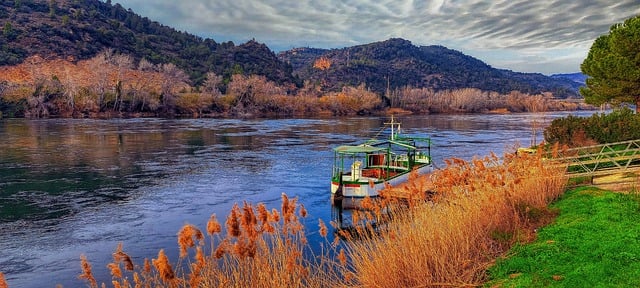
[330,164,433,209]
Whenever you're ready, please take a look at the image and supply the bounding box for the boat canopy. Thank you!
[333,145,387,154]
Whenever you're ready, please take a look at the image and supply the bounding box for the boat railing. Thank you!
[332,166,343,179]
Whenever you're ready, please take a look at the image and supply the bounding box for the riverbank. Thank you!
[486,186,640,287]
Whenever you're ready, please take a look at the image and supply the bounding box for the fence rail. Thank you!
[545,139,640,179]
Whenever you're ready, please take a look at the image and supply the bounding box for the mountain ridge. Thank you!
[278,38,582,98]
[1,0,582,98]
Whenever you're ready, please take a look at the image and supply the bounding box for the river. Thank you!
[0,111,597,287]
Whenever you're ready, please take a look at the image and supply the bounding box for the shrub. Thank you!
[543,115,592,146]
[544,108,640,146]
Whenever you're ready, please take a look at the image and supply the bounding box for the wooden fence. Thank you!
[543,139,640,189]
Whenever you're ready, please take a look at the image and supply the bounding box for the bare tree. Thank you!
[24,56,50,117]
[111,53,133,111]
[160,63,190,111]
[202,72,222,96]
[129,58,159,112]
[87,49,113,111]
[62,65,78,114]
[137,58,156,72]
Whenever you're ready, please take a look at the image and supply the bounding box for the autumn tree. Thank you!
[226,74,284,113]
[581,15,640,112]
[313,57,331,71]
[313,56,332,91]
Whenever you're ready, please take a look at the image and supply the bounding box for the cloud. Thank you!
[114,0,640,74]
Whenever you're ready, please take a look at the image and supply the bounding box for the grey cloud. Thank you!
[115,0,640,73]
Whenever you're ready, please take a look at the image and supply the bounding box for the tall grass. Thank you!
[77,195,346,288]
[0,272,7,288]
[73,151,565,288]
[345,150,567,287]
[0,151,566,288]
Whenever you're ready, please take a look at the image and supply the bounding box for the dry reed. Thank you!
[78,254,98,288]
[344,150,566,287]
[152,249,176,284]
[72,149,565,288]
[0,272,8,288]
[77,194,346,288]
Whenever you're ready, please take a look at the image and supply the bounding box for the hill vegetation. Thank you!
[279,38,583,98]
[0,0,588,118]
[0,0,298,86]
[551,72,587,85]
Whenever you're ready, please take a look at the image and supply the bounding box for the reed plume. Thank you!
[132,272,142,288]
[112,243,134,271]
[226,204,241,238]
[257,203,269,224]
[177,224,204,258]
[188,246,206,287]
[281,193,290,218]
[143,258,151,274]
[214,238,229,259]
[299,204,308,218]
[107,263,122,279]
[337,249,347,266]
[78,254,98,288]
[270,208,280,222]
[241,201,258,239]
[0,272,8,288]
[152,249,175,283]
[257,203,276,233]
[318,219,328,237]
[206,213,222,235]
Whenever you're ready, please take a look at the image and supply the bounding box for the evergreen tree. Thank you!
[581,15,640,112]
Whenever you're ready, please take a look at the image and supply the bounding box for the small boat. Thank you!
[331,116,433,209]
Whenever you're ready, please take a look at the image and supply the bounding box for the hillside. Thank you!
[0,0,584,106]
[551,72,587,85]
[279,39,582,98]
[0,0,298,86]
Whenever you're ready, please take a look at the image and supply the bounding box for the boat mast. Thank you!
[384,115,400,140]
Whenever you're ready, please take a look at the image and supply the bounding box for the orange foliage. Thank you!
[313,57,331,71]
[0,272,7,288]
[0,55,182,97]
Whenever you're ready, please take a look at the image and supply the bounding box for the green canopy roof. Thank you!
[333,145,387,154]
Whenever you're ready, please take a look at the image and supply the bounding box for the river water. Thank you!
[0,111,596,287]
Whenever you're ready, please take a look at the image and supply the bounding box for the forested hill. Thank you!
[279,38,582,98]
[1,1,581,98]
[0,0,297,86]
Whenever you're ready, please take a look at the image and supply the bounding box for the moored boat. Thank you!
[330,116,433,209]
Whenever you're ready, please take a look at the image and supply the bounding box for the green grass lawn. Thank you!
[485,187,640,287]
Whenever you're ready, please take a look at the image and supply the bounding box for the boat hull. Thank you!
[330,164,433,209]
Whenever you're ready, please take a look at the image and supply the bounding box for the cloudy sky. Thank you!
[113,0,640,75]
